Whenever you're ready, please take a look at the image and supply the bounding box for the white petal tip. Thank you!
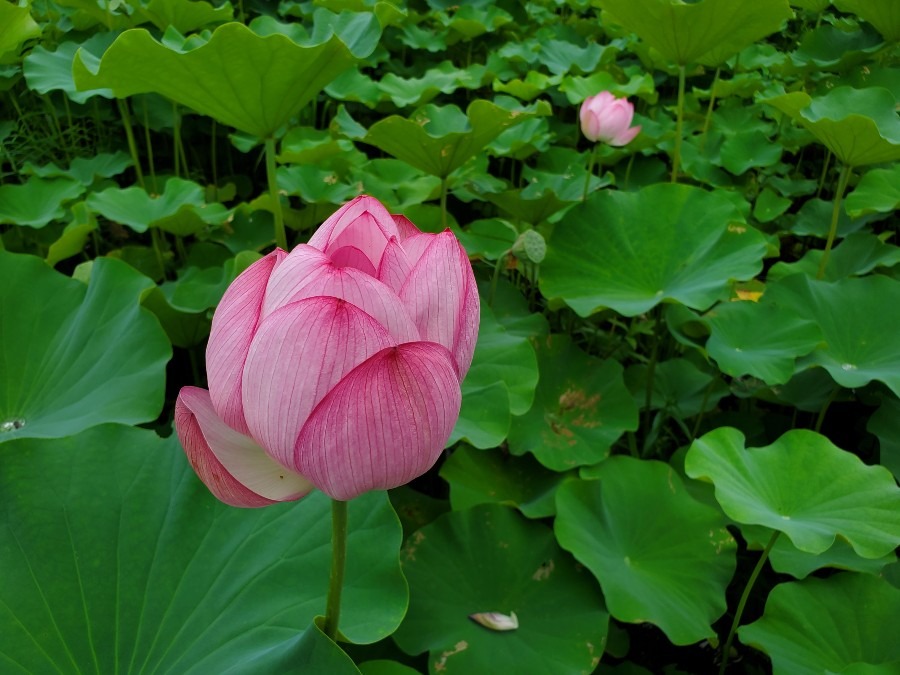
[468,611,519,631]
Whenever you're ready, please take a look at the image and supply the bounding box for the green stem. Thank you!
[0,231,6,251]
[117,99,145,189]
[719,530,780,675]
[583,145,597,200]
[323,499,349,642]
[142,99,157,193]
[642,308,662,441]
[623,153,635,190]
[265,138,287,250]
[814,386,840,433]
[816,163,852,280]
[815,150,832,198]
[488,253,507,308]
[671,65,686,183]
[173,103,181,178]
[700,67,721,149]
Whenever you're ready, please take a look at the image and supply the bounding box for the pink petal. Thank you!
[207,249,285,434]
[307,196,399,269]
[610,124,641,147]
[175,386,313,507]
[398,232,437,269]
[400,230,479,378]
[328,245,377,276]
[295,342,462,500]
[392,214,421,242]
[263,245,419,343]
[242,296,396,471]
[376,236,413,294]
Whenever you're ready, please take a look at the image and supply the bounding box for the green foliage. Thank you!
[2,0,900,671]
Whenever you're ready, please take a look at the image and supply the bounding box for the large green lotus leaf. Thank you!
[869,396,900,479]
[0,425,406,673]
[73,22,357,138]
[598,0,793,66]
[86,177,230,235]
[555,457,737,646]
[507,334,638,471]
[834,0,900,41]
[161,250,261,313]
[439,444,569,518]
[767,274,900,396]
[739,574,900,675]
[559,71,657,106]
[449,303,538,449]
[45,201,98,267]
[23,34,116,103]
[0,253,170,442]
[765,87,900,166]
[133,0,234,32]
[362,99,549,178]
[377,61,486,108]
[720,129,783,175]
[770,534,897,580]
[354,159,441,211]
[704,298,822,385]
[791,23,884,70]
[685,428,900,558]
[0,1,39,63]
[0,177,85,228]
[767,232,900,282]
[278,164,358,205]
[393,504,608,675]
[845,164,900,217]
[540,184,766,317]
[22,151,132,185]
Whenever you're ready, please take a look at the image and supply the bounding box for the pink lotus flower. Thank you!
[175,196,479,505]
[579,91,641,146]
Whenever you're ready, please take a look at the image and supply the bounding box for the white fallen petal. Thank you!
[468,611,519,631]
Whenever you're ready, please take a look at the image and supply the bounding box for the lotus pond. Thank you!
[1,0,900,673]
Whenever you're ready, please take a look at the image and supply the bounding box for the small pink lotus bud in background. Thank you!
[175,196,479,506]
[579,91,641,146]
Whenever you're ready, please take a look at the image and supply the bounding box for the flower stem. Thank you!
[265,137,287,250]
[671,65,686,183]
[719,530,780,675]
[323,499,349,642]
[117,99,145,189]
[583,145,597,200]
[816,163,852,280]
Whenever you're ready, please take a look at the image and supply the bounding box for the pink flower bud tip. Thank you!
[579,91,641,146]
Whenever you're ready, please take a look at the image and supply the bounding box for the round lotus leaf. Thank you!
[833,0,900,41]
[73,23,358,138]
[685,427,900,558]
[740,573,900,674]
[767,274,900,397]
[597,0,793,66]
[704,298,822,385]
[507,334,638,471]
[0,425,406,671]
[0,253,171,442]
[393,504,608,674]
[555,457,736,646]
[448,304,538,449]
[765,87,900,167]
[540,184,767,317]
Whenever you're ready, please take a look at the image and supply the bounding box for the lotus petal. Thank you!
[295,342,461,500]
[175,386,313,507]
[263,245,419,343]
[242,296,395,469]
[308,195,399,269]
[377,236,413,294]
[328,244,377,276]
[392,214,421,241]
[400,231,479,378]
[207,249,285,434]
